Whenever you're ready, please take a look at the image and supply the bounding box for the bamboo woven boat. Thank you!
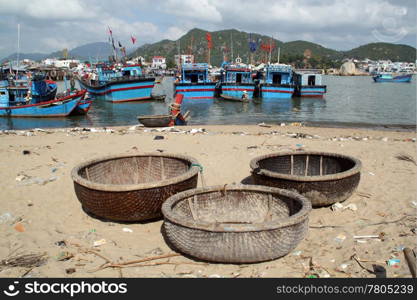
[219,93,249,103]
[137,115,171,127]
[250,152,361,207]
[71,153,200,221]
[162,185,311,263]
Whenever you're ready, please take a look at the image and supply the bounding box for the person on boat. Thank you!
[70,76,76,91]
[169,103,189,126]
[242,90,249,100]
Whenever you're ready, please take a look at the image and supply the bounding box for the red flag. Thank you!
[131,35,137,44]
[108,26,113,36]
[206,32,212,49]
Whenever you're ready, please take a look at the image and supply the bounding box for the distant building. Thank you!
[42,58,80,68]
[151,56,166,69]
[174,54,194,66]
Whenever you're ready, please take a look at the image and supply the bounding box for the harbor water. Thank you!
[0,75,415,130]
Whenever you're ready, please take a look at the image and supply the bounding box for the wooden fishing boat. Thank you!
[260,64,295,99]
[219,93,249,103]
[220,63,256,100]
[78,64,155,103]
[373,73,413,83]
[138,114,172,127]
[174,63,216,99]
[0,89,85,117]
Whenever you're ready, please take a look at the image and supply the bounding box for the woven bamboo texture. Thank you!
[250,151,361,207]
[137,115,171,127]
[162,185,311,263]
[71,153,199,221]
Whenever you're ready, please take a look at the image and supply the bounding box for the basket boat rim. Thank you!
[250,151,362,182]
[162,184,312,233]
[71,152,199,192]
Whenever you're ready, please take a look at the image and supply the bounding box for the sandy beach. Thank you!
[0,124,415,278]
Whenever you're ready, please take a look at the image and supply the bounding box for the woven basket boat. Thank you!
[162,185,311,263]
[138,115,171,127]
[250,152,361,207]
[71,153,199,221]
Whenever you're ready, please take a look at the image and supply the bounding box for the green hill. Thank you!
[342,43,416,62]
[129,28,416,68]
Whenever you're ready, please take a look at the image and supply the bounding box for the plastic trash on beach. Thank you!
[93,239,106,247]
[334,233,346,243]
[190,128,205,134]
[0,212,15,225]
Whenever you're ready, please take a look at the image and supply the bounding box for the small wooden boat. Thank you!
[0,90,85,117]
[138,114,172,127]
[220,93,249,103]
[150,94,166,101]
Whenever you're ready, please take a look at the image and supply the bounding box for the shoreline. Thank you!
[1,120,416,134]
[0,124,415,278]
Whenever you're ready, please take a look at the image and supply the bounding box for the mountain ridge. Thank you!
[2,29,416,67]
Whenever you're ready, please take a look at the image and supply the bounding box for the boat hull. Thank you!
[72,98,92,115]
[0,91,84,117]
[260,84,294,99]
[373,74,413,83]
[220,83,255,99]
[78,77,155,103]
[295,85,327,97]
[174,82,216,99]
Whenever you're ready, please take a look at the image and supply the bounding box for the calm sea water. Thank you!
[1,76,415,130]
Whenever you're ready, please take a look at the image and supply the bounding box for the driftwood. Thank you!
[403,248,416,278]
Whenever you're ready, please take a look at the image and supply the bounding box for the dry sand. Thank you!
[0,124,415,278]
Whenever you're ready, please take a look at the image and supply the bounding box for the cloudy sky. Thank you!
[0,0,415,58]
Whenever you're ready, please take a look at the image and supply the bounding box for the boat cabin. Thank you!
[121,65,143,77]
[180,63,211,84]
[293,72,323,86]
[222,65,253,84]
[264,64,293,85]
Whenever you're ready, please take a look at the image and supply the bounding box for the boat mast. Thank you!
[231,33,234,63]
[268,36,272,64]
[277,47,280,64]
[16,23,20,80]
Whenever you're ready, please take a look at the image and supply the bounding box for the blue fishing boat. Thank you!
[293,72,327,97]
[0,80,85,117]
[78,64,155,103]
[31,74,57,103]
[373,73,413,83]
[174,63,216,99]
[220,64,256,99]
[260,64,294,98]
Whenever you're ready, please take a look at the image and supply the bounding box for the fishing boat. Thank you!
[373,72,413,83]
[260,64,294,98]
[78,64,155,103]
[0,79,85,117]
[174,63,216,99]
[293,72,327,97]
[31,74,57,103]
[220,63,256,100]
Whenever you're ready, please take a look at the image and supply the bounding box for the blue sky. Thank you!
[0,0,415,59]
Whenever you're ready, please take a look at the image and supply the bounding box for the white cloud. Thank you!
[159,0,222,22]
[0,0,415,58]
[0,0,95,20]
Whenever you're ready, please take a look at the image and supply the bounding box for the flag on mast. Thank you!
[131,35,137,44]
